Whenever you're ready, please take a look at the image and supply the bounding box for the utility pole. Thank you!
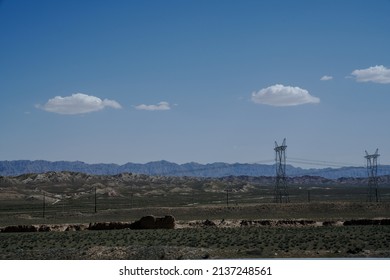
[365,149,380,202]
[94,186,97,213]
[62,194,65,214]
[274,138,289,203]
[42,192,46,218]
[130,185,134,209]
[224,188,232,208]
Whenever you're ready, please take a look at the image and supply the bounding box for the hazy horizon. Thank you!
[0,158,370,170]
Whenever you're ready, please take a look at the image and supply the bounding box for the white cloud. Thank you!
[320,75,333,81]
[135,101,171,111]
[351,65,390,84]
[251,84,320,106]
[37,93,122,115]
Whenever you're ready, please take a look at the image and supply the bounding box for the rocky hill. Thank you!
[1,160,390,179]
[2,170,390,189]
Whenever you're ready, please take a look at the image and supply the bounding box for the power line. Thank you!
[288,157,364,168]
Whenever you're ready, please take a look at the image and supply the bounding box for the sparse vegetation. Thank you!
[1,226,390,259]
[1,172,390,259]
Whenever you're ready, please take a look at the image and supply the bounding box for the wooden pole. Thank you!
[43,192,45,218]
[225,189,231,208]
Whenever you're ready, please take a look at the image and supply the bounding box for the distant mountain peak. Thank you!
[0,160,389,179]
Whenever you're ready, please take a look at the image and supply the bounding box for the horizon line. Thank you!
[0,159,370,169]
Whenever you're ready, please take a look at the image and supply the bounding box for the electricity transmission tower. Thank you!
[274,138,289,203]
[365,149,380,203]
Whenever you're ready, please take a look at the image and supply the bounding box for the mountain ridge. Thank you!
[1,160,390,179]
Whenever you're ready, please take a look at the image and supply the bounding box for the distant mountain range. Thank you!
[1,160,390,179]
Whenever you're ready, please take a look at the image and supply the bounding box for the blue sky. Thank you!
[1,0,390,168]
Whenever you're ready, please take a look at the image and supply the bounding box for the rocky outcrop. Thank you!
[129,215,175,230]
[276,220,316,226]
[155,215,175,229]
[202,219,217,227]
[322,221,337,226]
[3,217,390,233]
[343,219,390,226]
[88,217,175,230]
[2,225,38,232]
[240,219,316,227]
[65,224,87,231]
[187,219,217,227]
[38,225,51,232]
[240,220,271,226]
[88,222,131,230]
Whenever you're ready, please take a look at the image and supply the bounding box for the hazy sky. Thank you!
[1,0,390,167]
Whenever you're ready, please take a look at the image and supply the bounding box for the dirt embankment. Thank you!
[2,217,390,233]
[0,215,175,233]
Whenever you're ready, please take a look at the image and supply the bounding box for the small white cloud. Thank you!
[135,101,171,111]
[37,93,122,115]
[320,75,333,81]
[351,65,390,84]
[251,84,320,107]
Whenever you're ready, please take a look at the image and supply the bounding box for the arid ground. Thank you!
[1,172,390,259]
